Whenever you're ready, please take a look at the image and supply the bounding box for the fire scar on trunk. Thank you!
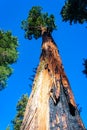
[41,37,76,117]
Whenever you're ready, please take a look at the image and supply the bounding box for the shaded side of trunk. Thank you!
[49,83,84,130]
[21,32,85,130]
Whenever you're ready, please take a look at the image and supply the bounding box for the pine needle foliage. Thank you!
[21,6,57,40]
[12,94,28,130]
[82,59,87,77]
[61,0,87,24]
[0,30,18,90]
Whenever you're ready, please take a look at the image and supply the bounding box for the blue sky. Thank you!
[0,0,87,129]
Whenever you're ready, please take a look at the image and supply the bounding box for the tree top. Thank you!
[21,6,57,40]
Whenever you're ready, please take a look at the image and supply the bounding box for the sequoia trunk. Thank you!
[21,32,85,130]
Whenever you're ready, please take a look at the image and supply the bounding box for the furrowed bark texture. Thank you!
[21,32,85,130]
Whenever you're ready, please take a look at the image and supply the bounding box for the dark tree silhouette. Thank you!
[83,59,87,77]
[61,0,87,24]
[61,0,87,78]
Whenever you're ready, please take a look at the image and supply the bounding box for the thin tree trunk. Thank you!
[21,32,85,130]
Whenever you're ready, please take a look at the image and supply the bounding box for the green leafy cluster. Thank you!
[12,94,28,130]
[82,59,87,77]
[61,0,87,24]
[21,6,57,40]
[0,30,18,90]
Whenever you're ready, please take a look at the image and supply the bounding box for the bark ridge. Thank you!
[21,33,85,130]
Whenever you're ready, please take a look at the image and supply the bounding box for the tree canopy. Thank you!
[61,0,87,24]
[21,6,57,40]
[12,94,28,130]
[0,30,18,90]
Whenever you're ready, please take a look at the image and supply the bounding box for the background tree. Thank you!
[82,59,87,77]
[61,0,87,77]
[6,125,10,130]
[12,94,28,130]
[61,0,87,24]
[0,30,18,90]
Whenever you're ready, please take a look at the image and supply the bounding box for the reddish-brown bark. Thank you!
[21,32,85,130]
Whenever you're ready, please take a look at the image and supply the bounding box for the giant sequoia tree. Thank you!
[0,30,18,90]
[21,6,85,130]
[21,6,57,39]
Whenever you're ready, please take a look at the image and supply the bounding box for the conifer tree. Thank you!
[21,6,85,130]
[83,59,87,77]
[61,1,87,77]
[6,125,10,130]
[12,94,28,130]
[0,30,18,90]
[61,0,87,24]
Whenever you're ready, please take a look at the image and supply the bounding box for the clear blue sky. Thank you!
[0,0,87,129]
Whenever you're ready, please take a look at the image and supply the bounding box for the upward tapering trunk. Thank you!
[21,32,85,130]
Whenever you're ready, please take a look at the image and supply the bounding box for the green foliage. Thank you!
[21,6,57,40]
[12,94,28,130]
[6,125,11,130]
[82,59,87,77]
[0,66,13,88]
[0,30,18,90]
[61,0,87,24]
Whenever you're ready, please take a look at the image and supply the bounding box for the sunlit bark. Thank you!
[21,32,85,130]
